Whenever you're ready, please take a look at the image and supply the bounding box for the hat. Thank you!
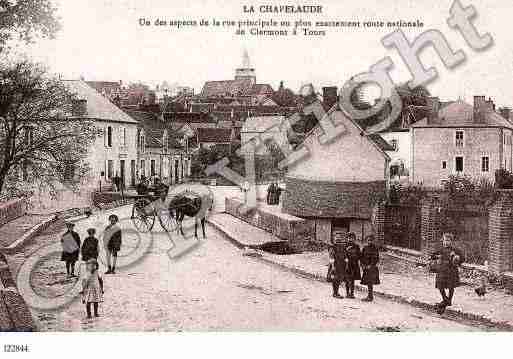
[87,228,96,235]
[65,221,75,227]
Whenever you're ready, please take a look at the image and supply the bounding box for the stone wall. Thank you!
[489,190,513,274]
[0,198,27,227]
[225,197,315,249]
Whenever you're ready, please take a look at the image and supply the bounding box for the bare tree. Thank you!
[0,59,99,197]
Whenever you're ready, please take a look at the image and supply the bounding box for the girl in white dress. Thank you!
[82,259,104,319]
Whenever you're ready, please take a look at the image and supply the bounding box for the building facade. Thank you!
[410,97,513,187]
[283,106,390,243]
[63,80,139,190]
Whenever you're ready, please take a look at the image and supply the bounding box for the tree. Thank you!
[0,59,99,196]
[0,0,60,49]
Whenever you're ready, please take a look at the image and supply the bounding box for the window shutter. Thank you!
[104,127,107,147]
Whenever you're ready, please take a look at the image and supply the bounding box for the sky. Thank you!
[14,0,513,107]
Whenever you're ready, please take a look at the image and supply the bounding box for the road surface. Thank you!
[10,206,483,331]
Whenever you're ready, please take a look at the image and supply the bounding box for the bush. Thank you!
[495,168,513,189]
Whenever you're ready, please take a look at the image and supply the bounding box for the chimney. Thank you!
[71,98,87,116]
[500,107,512,120]
[322,86,338,110]
[425,96,440,123]
[474,95,487,123]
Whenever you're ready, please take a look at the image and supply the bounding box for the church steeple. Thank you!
[242,49,251,68]
[235,49,256,84]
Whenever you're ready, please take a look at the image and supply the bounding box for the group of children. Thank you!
[328,233,381,302]
[60,214,122,319]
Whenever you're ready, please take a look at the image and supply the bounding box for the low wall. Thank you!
[0,253,35,331]
[0,198,27,227]
[225,197,315,249]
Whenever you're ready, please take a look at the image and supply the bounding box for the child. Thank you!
[61,222,81,278]
[81,259,104,319]
[81,228,99,262]
[103,214,122,274]
[360,235,380,302]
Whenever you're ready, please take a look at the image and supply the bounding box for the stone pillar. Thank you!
[421,197,443,256]
[371,201,386,247]
[489,190,513,274]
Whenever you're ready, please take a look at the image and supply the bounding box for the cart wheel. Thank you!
[158,209,178,233]
[131,198,155,233]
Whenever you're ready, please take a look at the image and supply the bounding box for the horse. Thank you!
[168,193,211,239]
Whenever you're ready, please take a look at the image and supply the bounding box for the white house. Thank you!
[63,80,139,189]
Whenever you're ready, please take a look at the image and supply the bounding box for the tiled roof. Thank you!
[201,79,254,97]
[411,100,513,129]
[162,112,215,123]
[242,84,274,96]
[62,80,137,124]
[125,110,185,149]
[197,127,232,143]
[201,80,274,98]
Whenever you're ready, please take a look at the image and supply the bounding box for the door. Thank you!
[174,160,179,184]
[331,218,350,243]
[120,160,126,187]
[130,160,136,187]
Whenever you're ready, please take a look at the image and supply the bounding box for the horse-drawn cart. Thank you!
[130,185,211,236]
[131,186,177,233]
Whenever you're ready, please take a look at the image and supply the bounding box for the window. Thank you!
[140,160,146,177]
[107,160,113,179]
[150,160,156,176]
[122,127,127,146]
[455,156,464,172]
[482,157,490,172]
[455,131,464,147]
[442,161,447,169]
[140,134,146,153]
[107,126,113,147]
[390,139,398,151]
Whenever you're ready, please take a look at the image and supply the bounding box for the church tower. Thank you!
[235,49,256,85]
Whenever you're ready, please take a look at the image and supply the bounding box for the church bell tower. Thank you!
[235,49,256,85]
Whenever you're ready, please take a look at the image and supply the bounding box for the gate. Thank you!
[384,204,421,251]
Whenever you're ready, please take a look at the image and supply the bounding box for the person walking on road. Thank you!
[103,214,122,274]
[328,235,347,299]
[430,233,465,314]
[360,235,380,302]
[82,228,99,262]
[81,259,104,319]
[344,232,361,299]
[61,222,81,278]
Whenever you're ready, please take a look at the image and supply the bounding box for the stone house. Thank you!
[410,96,513,187]
[63,80,139,190]
[125,110,191,185]
[283,105,391,243]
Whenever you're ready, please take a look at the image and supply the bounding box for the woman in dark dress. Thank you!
[344,232,361,299]
[360,235,380,302]
[430,233,465,314]
[328,237,347,298]
[61,222,81,278]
